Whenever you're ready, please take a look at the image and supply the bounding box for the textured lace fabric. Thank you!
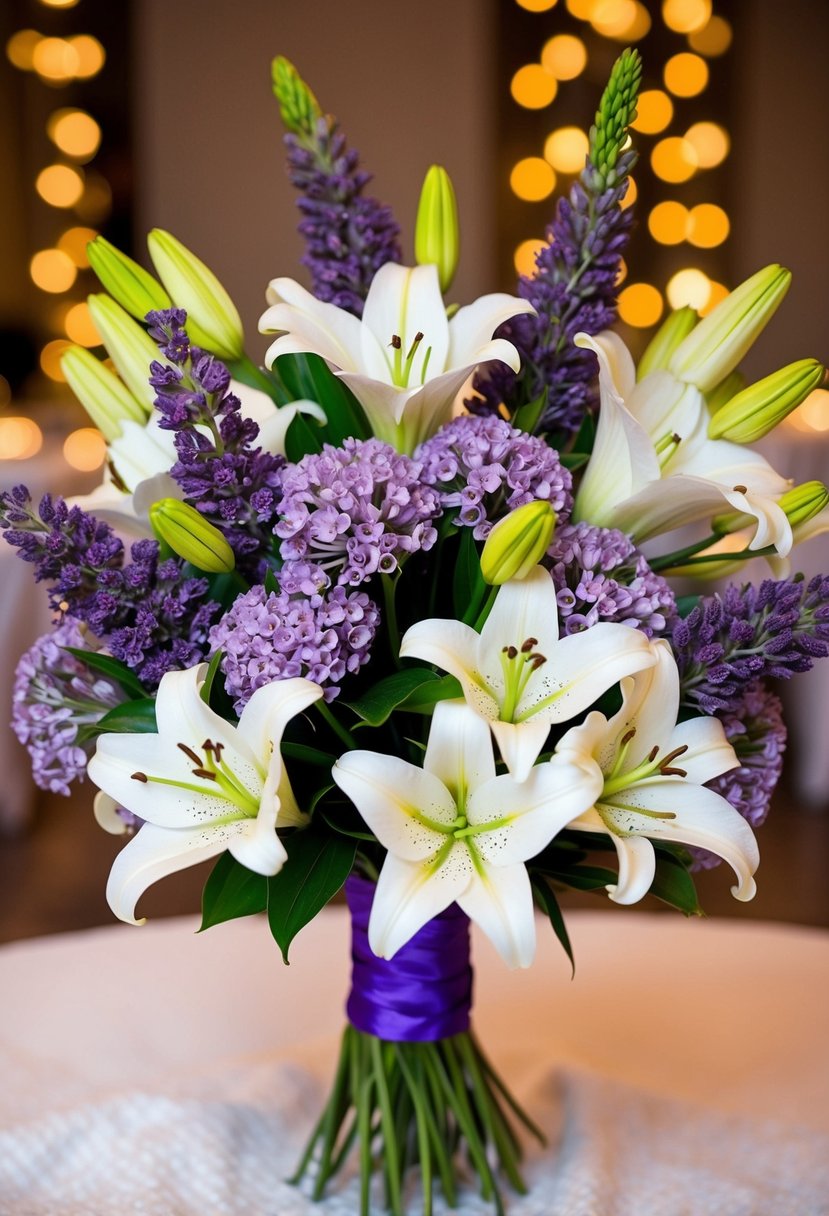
[1,1057,827,1215]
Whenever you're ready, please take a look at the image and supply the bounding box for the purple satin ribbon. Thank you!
[345,874,473,1042]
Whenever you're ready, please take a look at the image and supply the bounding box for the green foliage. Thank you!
[274,352,370,458]
[267,827,356,962]
[453,527,487,623]
[511,388,547,435]
[271,56,321,139]
[200,852,268,931]
[344,669,445,728]
[531,876,575,976]
[78,698,157,742]
[64,647,146,699]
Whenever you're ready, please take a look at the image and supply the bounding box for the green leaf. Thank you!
[343,669,441,727]
[531,876,575,976]
[63,647,147,699]
[534,863,617,892]
[570,408,596,457]
[649,852,703,915]
[453,527,485,621]
[200,852,268,931]
[199,649,224,705]
[320,803,377,842]
[512,387,547,435]
[560,451,590,471]
[285,408,325,461]
[267,827,356,962]
[276,352,369,446]
[281,741,337,767]
[675,594,702,618]
[92,698,157,735]
[398,673,462,713]
[263,567,280,595]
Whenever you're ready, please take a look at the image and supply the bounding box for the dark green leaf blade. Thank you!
[64,647,147,698]
[531,876,575,977]
[92,698,157,735]
[650,852,703,916]
[267,828,356,963]
[343,669,440,727]
[200,852,269,931]
[512,387,548,435]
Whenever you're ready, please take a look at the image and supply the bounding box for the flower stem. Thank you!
[315,700,356,751]
[381,573,402,667]
[649,532,722,572]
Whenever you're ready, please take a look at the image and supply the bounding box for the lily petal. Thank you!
[362,263,450,383]
[447,293,535,372]
[368,850,471,959]
[477,565,561,682]
[665,715,740,784]
[332,751,456,859]
[457,862,536,969]
[423,700,496,798]
[400,618,499,721]
[488,717,552,784]
[260,277,365,372]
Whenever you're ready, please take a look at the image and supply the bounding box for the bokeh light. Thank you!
[544,126,589,173]
[30,249,77,293]
[651,136,698,182]
[662,0,711,33]
[687,203,730,248]
[667,268,711,310]
[631,89,674,135]
[684,121,730,168]
[6,30,42,70]
[788,388,829,433]
[68,35,105,79]
[64,302,101,347]
[689,14,733,55]
[664,52,709,98]
[590,0,640,39]
[565,0,594,16]
[699,280,728,316]
[621,177,637,209]
[36,163,85,208]
[616,257,628,286]
[511,64,557,109]
[0,417,44,460]
[541,34,587,80]
[511,157,557,200]
[64,427,106,471]
[618,283,664,327]
[39,0,81,8]
[32,36,79,83]
[48,109,101,160]
[57,225,97,267]
[514,238,547,277]
[40,338,72,380]
[648,200,688,244]
[516,0,559,9]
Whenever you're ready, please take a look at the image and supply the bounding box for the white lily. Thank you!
[573,330,793,555]
[399,565,656,783]
[333,699,600,968]
[70,384,324,536]
[551,639,759,905]
[259,262,534,453]
[87,665,323,924]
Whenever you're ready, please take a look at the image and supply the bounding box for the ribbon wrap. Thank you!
[345,873,473,1042]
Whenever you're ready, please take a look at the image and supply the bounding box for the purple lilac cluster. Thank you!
[275,438,440,586]
[415,414,572,541]
[693,683,787,871]
[11,620,125,795]
[209,562,379,709]
[148,309,284,578]
[284,118,401,316]
[0,490,217,686]
[546,522,675,637]
[672,575,829,715]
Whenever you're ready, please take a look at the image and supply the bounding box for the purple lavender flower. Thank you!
[673,575,829,714]
[11,620,126,795]
[275,438,440,586]
[148,310,285,578]
[0,489,218,687]
[283,118,401,317]
[415,414,572,540]
[692,682,787,871]
[209,565,379,708]
[546,522,675,637]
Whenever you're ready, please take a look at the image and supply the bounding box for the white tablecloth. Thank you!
[1,908,827,1214]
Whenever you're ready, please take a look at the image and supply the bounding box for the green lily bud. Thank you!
[637,307,697,381]
[706,370,745,415]
[61,346,147,441]
[415,165,460,294]
[148,498,236,574]
[87,294,163,411]
[271,56,321,139]
[669,264,791,393]
[480,500,557,586]
[87,236,171,321]
[708,359,824,444]
[147,229,244,362]
[779,480,829,529]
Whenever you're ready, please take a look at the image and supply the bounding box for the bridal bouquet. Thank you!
[5,48,829,1214]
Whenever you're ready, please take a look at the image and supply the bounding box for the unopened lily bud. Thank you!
[87,294,163,411]
[708,359,824,443]
[480,500,557,586]
[148,498,235,574]
[637,306,697,381]
[669,264,791,393]
[415,165,460,293]
[706,370,745,414]
[61,346,146,441]
[87,236,171,321]
[147,229,244,361]
[270,56,321,138]
[779,481,829,529]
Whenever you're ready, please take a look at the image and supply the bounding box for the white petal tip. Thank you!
[731,876,758,902]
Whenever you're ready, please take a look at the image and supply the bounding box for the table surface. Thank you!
[1,908,828,1214]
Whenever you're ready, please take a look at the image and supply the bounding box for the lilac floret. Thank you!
[546,522,676,637]
[209,565,380,709]
[416,414,572,540]
[275,438,440,586]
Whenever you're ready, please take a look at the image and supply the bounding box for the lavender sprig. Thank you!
[272,56,402,317]
[470,48,641,436]
[672,575,829,714]
[148,309,284,578]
